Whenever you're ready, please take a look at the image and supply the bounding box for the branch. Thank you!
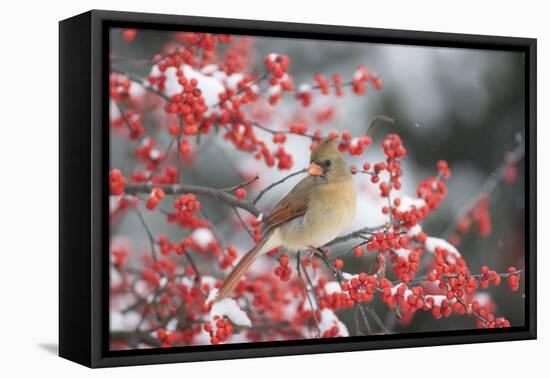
[232,207,255,240]
[250,121,318,141]
[124,182,261,217]
[367,115,395,135]
[313,248,346,284]
[391,268,524,287]
[324,223,391,247]
[111,65,170,101]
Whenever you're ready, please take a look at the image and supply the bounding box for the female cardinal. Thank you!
[216,136,356,300]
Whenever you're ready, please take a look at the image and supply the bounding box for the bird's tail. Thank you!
[215,230,276,301]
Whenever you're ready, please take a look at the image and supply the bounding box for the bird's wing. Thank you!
[264,175,319,231]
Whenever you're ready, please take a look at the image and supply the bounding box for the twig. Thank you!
[182,251,201,283]
[367,115,395,135]
[301,258,321,311]
[197,209,228,251]
[330,240,369,260]
[232,207,255,240]
[356,304,372,335]
[313,248,346,284]
[296,251,321,337]
[176,115,184,182]
[221,175,259,192]
[133,208,158,262]
[364,304,390,334]
[253,168,307,205]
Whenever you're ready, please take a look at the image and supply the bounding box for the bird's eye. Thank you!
[324,159,331,168]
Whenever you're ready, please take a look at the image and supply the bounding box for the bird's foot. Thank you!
[309,246,328,259]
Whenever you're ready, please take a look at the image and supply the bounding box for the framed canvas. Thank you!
[59,10,537,368]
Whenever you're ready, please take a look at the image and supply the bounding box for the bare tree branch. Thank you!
[124,182,262,217]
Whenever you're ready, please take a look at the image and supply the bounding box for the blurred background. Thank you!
[110,28,525,335]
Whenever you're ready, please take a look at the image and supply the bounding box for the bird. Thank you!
[216,136,357,301]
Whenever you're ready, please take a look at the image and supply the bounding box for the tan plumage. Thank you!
[216,137,356,300]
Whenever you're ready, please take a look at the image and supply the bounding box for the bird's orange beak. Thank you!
[308,162,323,176]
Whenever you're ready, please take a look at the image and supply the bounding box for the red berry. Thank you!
[122,29,137,42]
[235,188,247,199]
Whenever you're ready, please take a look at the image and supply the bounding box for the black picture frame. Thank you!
[59,9,537,368]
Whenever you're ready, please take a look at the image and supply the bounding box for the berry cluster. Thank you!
[295,84,313,107]
[204,317,234,344]
[169,194,208,229]
[109,169,127,195]
[338,132,373,156]
[390,248,421,283]
[146,188,166,210]
[322,324,341,338]
[111,247,129,269]
[264,54,290,79]
[366,232,409,254]
[164,76,208,136]
[265,54,293,106]
[109,74,131,101]
[274,253,292,281]
[220,245,238,270]
[157,235,175,255]
[114,108,144,140]
[451,193,492,246]
[135,137,162,171]
[506,267,521,291]
[314,73,330,94]
[340,273,377,303]
[417,175,448,211]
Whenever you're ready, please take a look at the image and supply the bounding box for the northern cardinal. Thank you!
[216,136,356,300]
